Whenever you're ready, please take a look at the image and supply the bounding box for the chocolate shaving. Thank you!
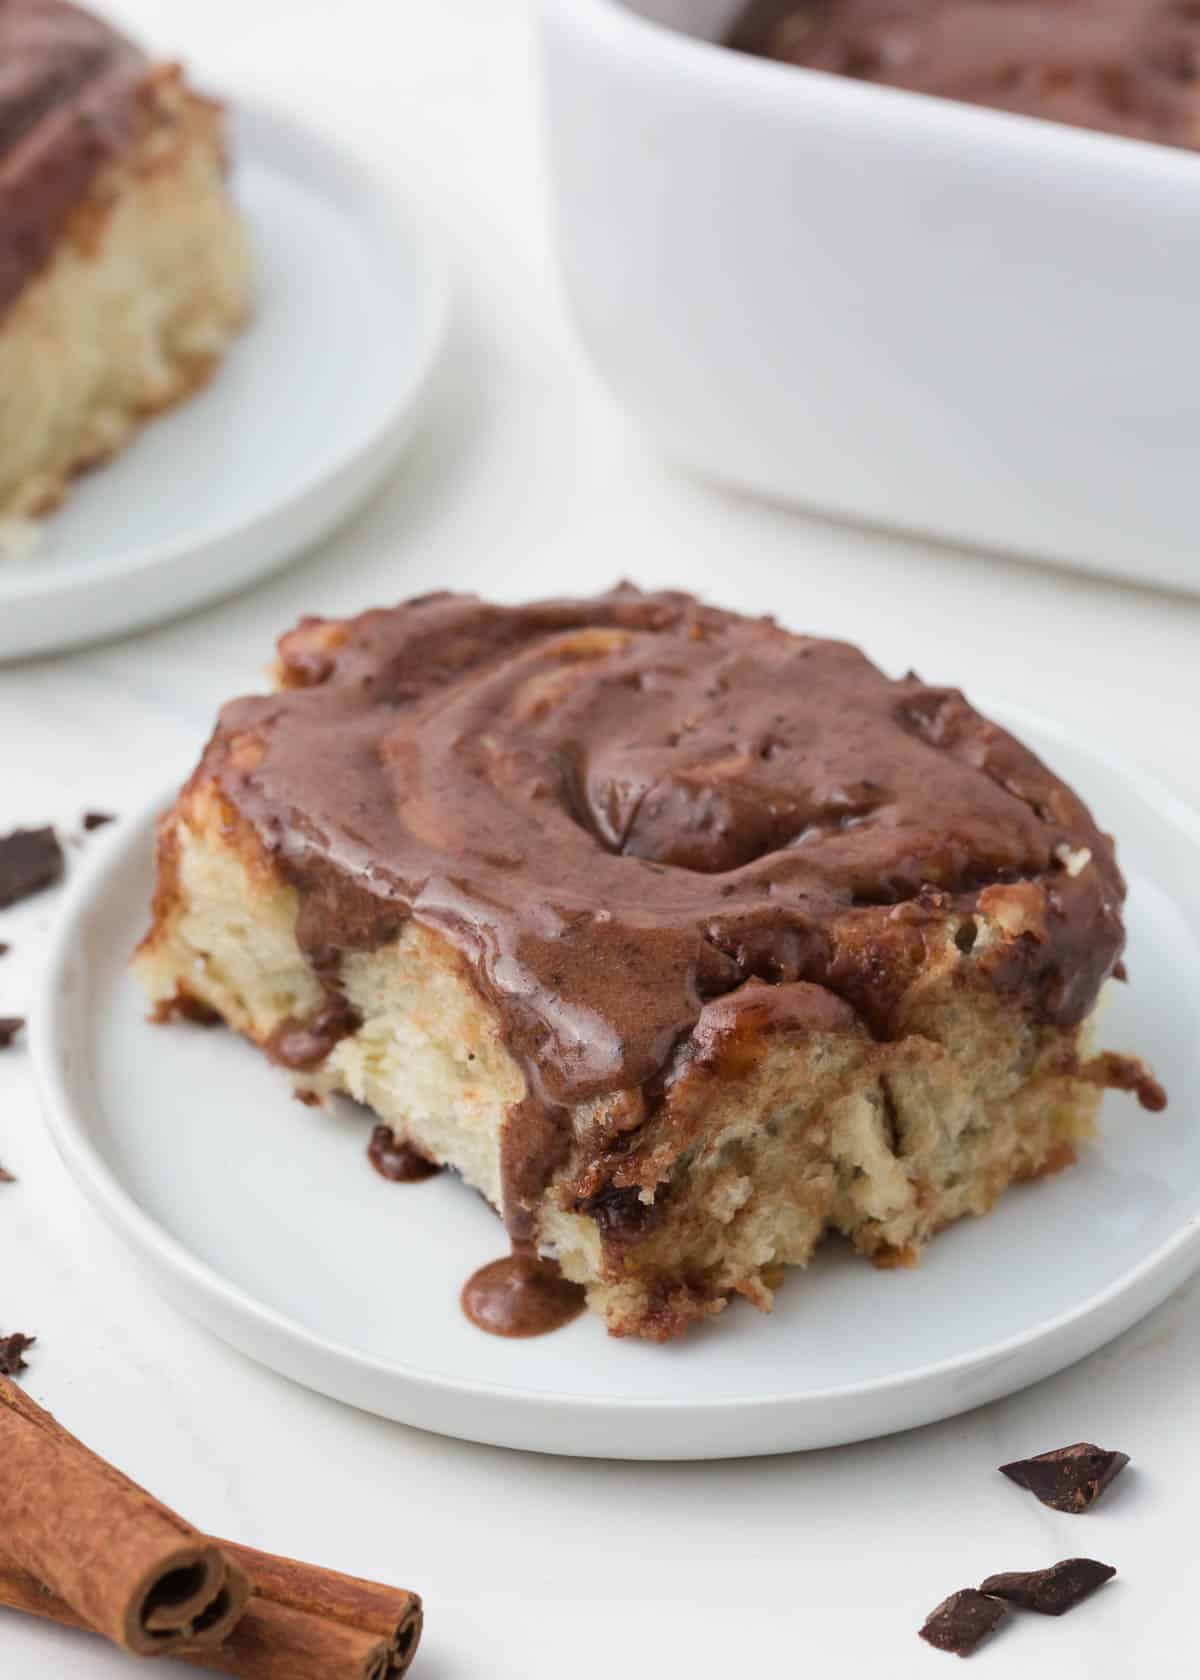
[1000,1442,1129,1512]
[918,1589,1007,1657]
[0,827,63,908]
[82,811,115,831]
[0,1017,25,1050]
[980,1558,1115,1616]
[0,1333,34,1376]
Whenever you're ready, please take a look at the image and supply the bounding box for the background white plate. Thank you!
[0,99,447,662]
[32,715,1200,1459]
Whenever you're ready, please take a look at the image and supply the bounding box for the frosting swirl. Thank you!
[204,587,1126,1131]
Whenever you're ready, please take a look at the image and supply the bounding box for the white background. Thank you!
[3,2,1199,1674]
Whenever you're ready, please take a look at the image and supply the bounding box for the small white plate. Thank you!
[31,714,1200,1459]
[0,99,448,661]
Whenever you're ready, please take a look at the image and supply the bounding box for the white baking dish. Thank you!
[540,0,1200,594]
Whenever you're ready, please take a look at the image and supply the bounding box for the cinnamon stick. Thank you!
[222,1540,423,1674]
[0,1375,249,1655]
[0,1550,423,1680]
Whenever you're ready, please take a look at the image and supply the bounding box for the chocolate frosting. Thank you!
[198,588,1127,1245]
[0,0,147,316]
[728,0,1200,147]
[460,1254,585,1337]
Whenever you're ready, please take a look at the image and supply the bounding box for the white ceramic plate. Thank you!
[0,99,448,662]
[32,714,1200,1459]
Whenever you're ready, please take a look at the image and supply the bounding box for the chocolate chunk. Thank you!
[368,1125,441,1182]
[0,827,63,908]
[82,810,116,831]
[0,1332,35,1376]
[980,1559,1115,1616]
[999,1442,1129,1512]
[0,942,9,957]
[577,1181,660,1238]
[0,1163,15,1183]
[918,1589,1008,1657]
[0,1017,25,1050]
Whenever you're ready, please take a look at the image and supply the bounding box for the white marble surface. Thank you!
[3,2,1200,1674]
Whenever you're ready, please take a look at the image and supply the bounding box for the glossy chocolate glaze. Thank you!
[461,1254,586,1337]
[728,0,1200,146]
[367,1125,442,1182]
[198,588,1127,1304]
[265,996,358,1071]
[0,1,147,316]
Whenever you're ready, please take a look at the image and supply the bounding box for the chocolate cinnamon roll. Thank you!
[137,588,1162,1340]
[0,0,250,534]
